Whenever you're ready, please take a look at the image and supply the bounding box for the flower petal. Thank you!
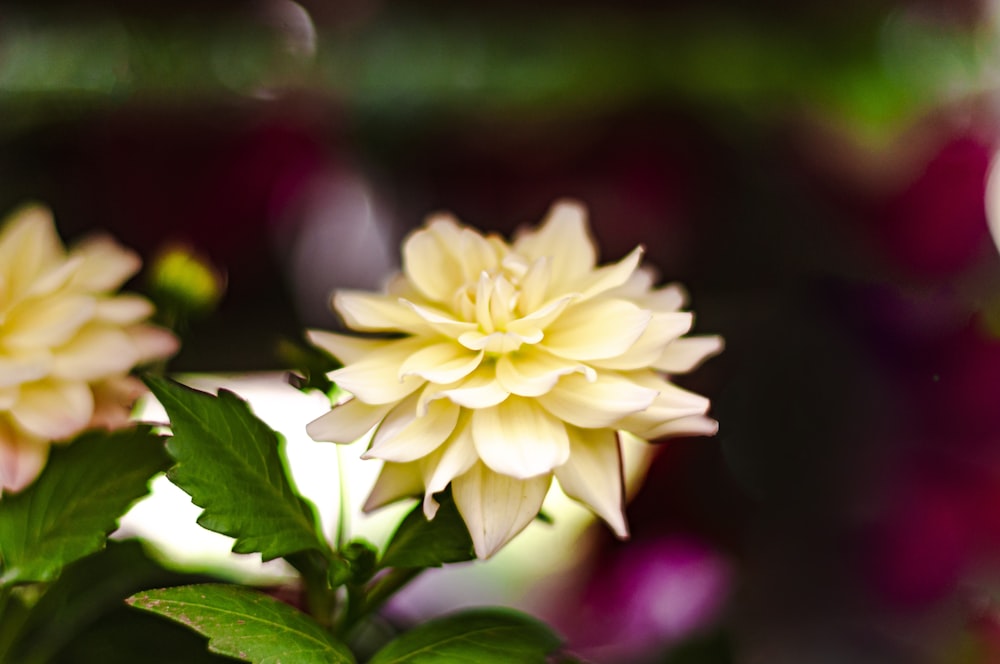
[636,414,719,440]
[399,342,483,384]
[577,246,644,301]
[653,335,725,373]
[0,206,64,298]
[0,426,48,494]
[615,372,714,436]
[435,366,510,409]
[363,461,423,512]
[125,325,180,364]
[306,398,393,444]
[68,235,142,291]
[51,325,138,380]
[421,419,478,518]
[402,215,466,303]
[0,356,50,389]
[306,329,388,364]
[9,379,94,440]
[452,461,552,558]
[537,372,658,428]
[472,397,569,478]
[4,295,96,349]
[402,300,478,338]
[334,290,427,332]
[366,395,460,463]
[94,295,155,324]
[495,349,593,397]
[542,298,651,361]
[588,312,693,371]
[329,337,428,404]
[513,200,596,295]
[555,426,628,538]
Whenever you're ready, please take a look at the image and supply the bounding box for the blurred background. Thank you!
[4,0,1000,662]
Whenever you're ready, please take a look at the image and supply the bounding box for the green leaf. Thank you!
[0,427,169,585]
[144,375,327,562]
[6,540,231,664]
[367,608,563,664]
[128,584,356,664]
[378,490,474,569]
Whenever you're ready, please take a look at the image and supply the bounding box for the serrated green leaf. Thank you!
[367,608,563,664]
[6,540,231,664]
[144,375,327,562]
[0,427,169,586]
[378,490,474,569]
[127,584,356,664]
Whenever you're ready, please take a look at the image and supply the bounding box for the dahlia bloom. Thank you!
[0,205,179,494]
[307,201,721,558]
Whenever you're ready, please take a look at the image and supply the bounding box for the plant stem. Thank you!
[338,567,424,636]
[335,445,348,550]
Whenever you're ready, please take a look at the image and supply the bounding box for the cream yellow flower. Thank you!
[307,201,722,558]
[0,205,179,494]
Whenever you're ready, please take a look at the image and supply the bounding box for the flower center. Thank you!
[452,254,550,356]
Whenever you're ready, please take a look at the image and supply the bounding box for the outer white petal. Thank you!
[9,379,94,440]
[537,372,658,428]
[471,397,569,479]
[402,216,466,302]
[328,337,428,404]
[615,372,714,436]
[555,427,628,538]
[494,349,593,397]
[421,420,478,518]
[577,246,644,301]
[363,461,424,512]
[588,312,693,371]
[637,282,688,312]
[398,342,483,384]
[653,335,725,373]
[0,428,48,494]
[456,226,503,282]
[94,296,155,324]
[68,235,142,291]
[366,396,460,463]
[542,298,651,361]
[4,295,96,349]
[452,461,552,559]
[608,265,656,298]
[513,200,596,295]
[306,398,393,443]
[306,329,389,364]
[125,325,180,364]
[51,325,138,380]
[435,366,511,409]
[334,290,427,332]
[636,414,719,440]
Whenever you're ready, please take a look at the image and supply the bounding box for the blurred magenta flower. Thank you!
[555,536,731,661]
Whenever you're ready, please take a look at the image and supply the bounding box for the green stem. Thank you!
[0,585,28,664]
[286,550,337,630]
[335,445,348,550]
[338,567,424,637]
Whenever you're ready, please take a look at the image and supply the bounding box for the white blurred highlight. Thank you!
[118,373,653,597]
